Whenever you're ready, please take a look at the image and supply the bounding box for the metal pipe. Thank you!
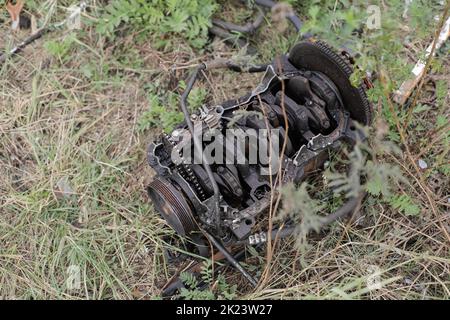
[204,230,258,287]
[180,64,223,234]
[240,193,365,246]
[161,244,258,297]
[212,12,265,34]
[209,26,251,51]
[0,28,48,64]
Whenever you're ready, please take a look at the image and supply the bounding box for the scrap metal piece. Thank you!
[288,40,373,125]
[393,15,450,105]
[147,39,372,290]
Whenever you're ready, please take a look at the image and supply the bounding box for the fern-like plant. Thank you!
[96,0,217,49]
[178,259,237,300]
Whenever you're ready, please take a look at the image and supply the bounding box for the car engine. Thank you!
[146,40,373,289]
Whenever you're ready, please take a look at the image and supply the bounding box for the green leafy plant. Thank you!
[388,194,421,216]
[277,183,325,249]
[138,78,208,133]
[96,0,217,49]
[178,260,237,300]
[300,0,442,91]
[325,140,405,200]
[138,93,184,133]
[44,34,77,62]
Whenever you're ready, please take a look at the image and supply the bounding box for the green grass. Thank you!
[0,0,449,299]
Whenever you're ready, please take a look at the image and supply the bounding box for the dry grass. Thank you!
[0,1,449,299]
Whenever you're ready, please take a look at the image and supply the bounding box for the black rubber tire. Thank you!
[288,40,372,125]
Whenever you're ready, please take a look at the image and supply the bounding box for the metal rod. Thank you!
[204,230,258,287]
[179,60,269,233]
[226,62,269,73]
[180,64,223,235]
[0,28,49,64]
[161,244,257,297]
[212,11,265,34]
[239,192,365,246]
[0,2,87,65]
[204,57,268,73]
[209,26,253,52]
